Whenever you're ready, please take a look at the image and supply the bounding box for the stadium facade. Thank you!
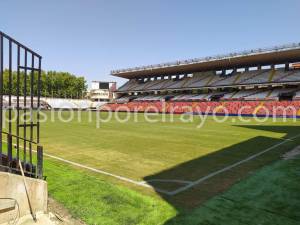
[105,43,300,117]
[89,81,117,102]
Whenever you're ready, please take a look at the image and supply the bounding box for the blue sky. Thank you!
[1,0,300,87]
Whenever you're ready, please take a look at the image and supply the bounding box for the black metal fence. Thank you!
[0,31,43,179]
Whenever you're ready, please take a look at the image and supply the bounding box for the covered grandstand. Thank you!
[104,43,300,117]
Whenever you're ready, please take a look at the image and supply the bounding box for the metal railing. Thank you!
[0,31,43,179]
[111,43,300,74]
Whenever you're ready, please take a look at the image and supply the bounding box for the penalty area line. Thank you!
[168,133,300,196]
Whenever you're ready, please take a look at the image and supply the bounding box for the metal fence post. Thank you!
[37,146,43,179]
[7,134,12,163]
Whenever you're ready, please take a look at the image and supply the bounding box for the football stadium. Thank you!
[107,44,300,118]
[1,33,299,224]
[1,2,300,225]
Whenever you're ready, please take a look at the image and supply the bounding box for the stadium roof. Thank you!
[111,43,300,79]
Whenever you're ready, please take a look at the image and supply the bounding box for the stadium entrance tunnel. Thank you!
[142,125,300,224]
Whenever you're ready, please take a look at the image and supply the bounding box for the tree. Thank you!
[1,69,87,99]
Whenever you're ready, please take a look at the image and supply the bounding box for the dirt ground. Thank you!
[48,198,86,225]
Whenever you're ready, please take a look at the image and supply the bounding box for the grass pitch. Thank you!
[5,111,300,224]
[45,150,300,225]
[39,112,299,180]
[39,112,300,204]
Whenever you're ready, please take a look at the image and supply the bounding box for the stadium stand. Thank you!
[221,92,237,100]
[43,98,104,110]
[115,96,131,103]
[243,90,271,101]
[166,77,189,89]
[228,89,257,99]
[267,88,298,100]
[277,70,300,82]
[294,90,300,100]
[185,72,216,88]
[106,43,300,117]
[2,96,49,109]
[117,68,300,92]
[170,94,187,101]
[134,95,166,101]
[146,79,170,90]
[90,101,106,109]
[71,99,93,109]
[1,96,101,110]
[172,93,207,101]
[211,73,237,86]
[102,100,300,117]
[117,79,139,91]
[43,98,79,109]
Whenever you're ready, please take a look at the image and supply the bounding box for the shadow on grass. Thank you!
[144,125,300,225]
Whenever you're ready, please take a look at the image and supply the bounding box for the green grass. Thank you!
[5,111,300,224]
[44,145,300,225]
[166,157,300,225]
[45,158,176,225]
[37,111,299,181]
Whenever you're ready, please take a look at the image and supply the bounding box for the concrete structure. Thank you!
[0,172,48,225]
[111,43,300,78]
[89,81,117,102]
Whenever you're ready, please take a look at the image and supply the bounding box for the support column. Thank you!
[285,63,289,71]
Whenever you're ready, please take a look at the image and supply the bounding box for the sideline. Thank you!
[41,152,152,188]
[5,133,300,196]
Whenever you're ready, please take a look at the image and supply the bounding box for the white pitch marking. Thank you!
[5,133,300,196]
[42,153,193,195]
[168,133,300,195]
[41,152,153,188]
[6,141,153,189]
